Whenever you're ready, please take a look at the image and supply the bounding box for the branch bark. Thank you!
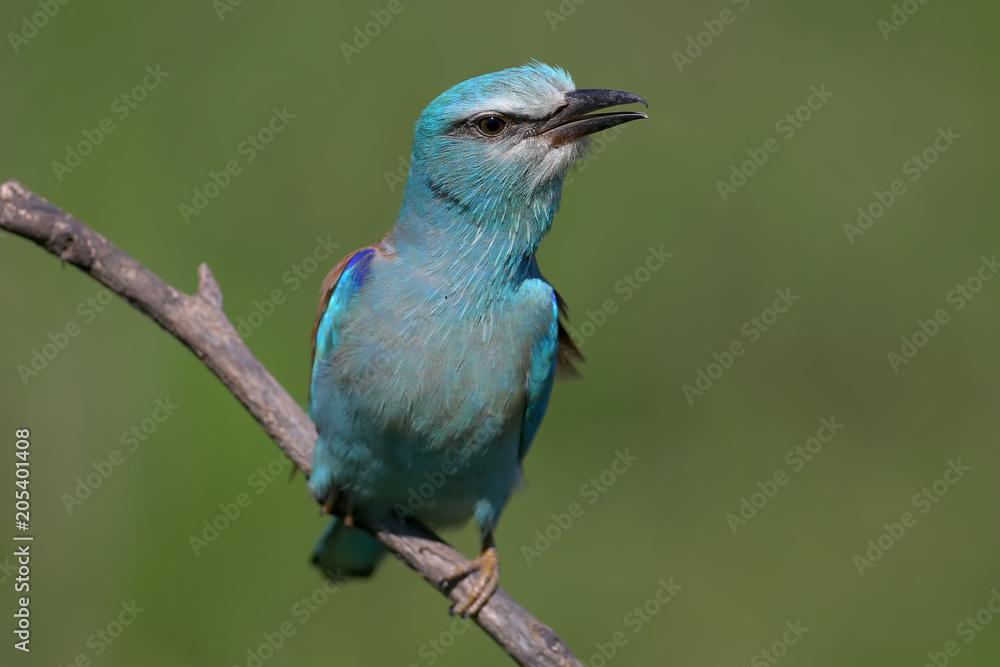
[0,180,581,667]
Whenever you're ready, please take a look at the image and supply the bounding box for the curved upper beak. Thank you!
[540,88,648,147]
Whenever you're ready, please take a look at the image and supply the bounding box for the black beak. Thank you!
[540,89,648,147]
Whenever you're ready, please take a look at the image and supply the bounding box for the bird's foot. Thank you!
[314,485,357,528]
[343,500,356,528]
[318,486,340,515]
[316,486,357,527]
[442,538,499,617]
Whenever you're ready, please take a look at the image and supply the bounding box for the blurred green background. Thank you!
[2,1,998,665]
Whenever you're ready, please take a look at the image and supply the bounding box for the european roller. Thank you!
[308,61,646,616]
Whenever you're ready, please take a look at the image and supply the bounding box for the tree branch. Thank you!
[0,179,581,667]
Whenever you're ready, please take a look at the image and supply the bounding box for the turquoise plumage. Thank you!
[307,62,646,615]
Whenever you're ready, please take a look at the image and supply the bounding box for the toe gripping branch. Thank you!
[442,533,501,617]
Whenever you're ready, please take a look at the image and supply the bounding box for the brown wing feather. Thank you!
[309,245,379,383]
[554,289,584,379]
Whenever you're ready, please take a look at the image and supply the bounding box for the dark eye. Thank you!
[475,116,507,136]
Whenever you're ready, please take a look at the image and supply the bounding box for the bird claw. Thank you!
[442,544,500,617]
[319,486,340,516]
[315,486,359,527]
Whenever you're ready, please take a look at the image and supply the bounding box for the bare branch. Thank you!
[0,179,581,667]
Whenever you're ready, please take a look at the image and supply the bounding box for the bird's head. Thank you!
[399,62,647,247]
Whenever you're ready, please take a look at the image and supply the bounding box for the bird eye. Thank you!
[475,116,507,136]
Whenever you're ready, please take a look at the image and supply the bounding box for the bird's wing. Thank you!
[519,290,584,465]
[309,245,379,399]
[553,290,584,379]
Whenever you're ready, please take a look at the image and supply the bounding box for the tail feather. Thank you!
[312,517,387,579]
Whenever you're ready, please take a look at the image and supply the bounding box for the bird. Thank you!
[307,61,647,616]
